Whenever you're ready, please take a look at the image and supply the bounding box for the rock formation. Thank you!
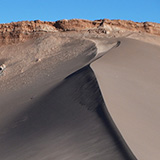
[0,19,160,44]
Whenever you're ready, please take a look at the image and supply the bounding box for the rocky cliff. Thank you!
[0,19,160,44]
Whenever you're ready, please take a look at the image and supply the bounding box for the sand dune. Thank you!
[0,34,137,159]
[0,19,160,160]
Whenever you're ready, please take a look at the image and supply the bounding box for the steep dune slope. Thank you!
[92,38,160,160]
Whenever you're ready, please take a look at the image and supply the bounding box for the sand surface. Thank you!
[0,65,137,160]
[0,27,160,160]
[0,33,137,160]
[91,37,160,160]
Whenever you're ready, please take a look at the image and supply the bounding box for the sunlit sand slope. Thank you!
[91,38,160,160]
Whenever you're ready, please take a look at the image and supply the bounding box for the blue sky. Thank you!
[0,0,159,24]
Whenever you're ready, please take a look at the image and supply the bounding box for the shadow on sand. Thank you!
[0,66,136,160]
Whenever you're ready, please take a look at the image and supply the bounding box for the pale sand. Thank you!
[91,37,160,160]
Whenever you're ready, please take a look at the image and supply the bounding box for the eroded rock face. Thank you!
[0,20,57,44]
[0,19,160,44]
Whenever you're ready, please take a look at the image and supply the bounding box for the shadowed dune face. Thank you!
[0,66,136,160]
